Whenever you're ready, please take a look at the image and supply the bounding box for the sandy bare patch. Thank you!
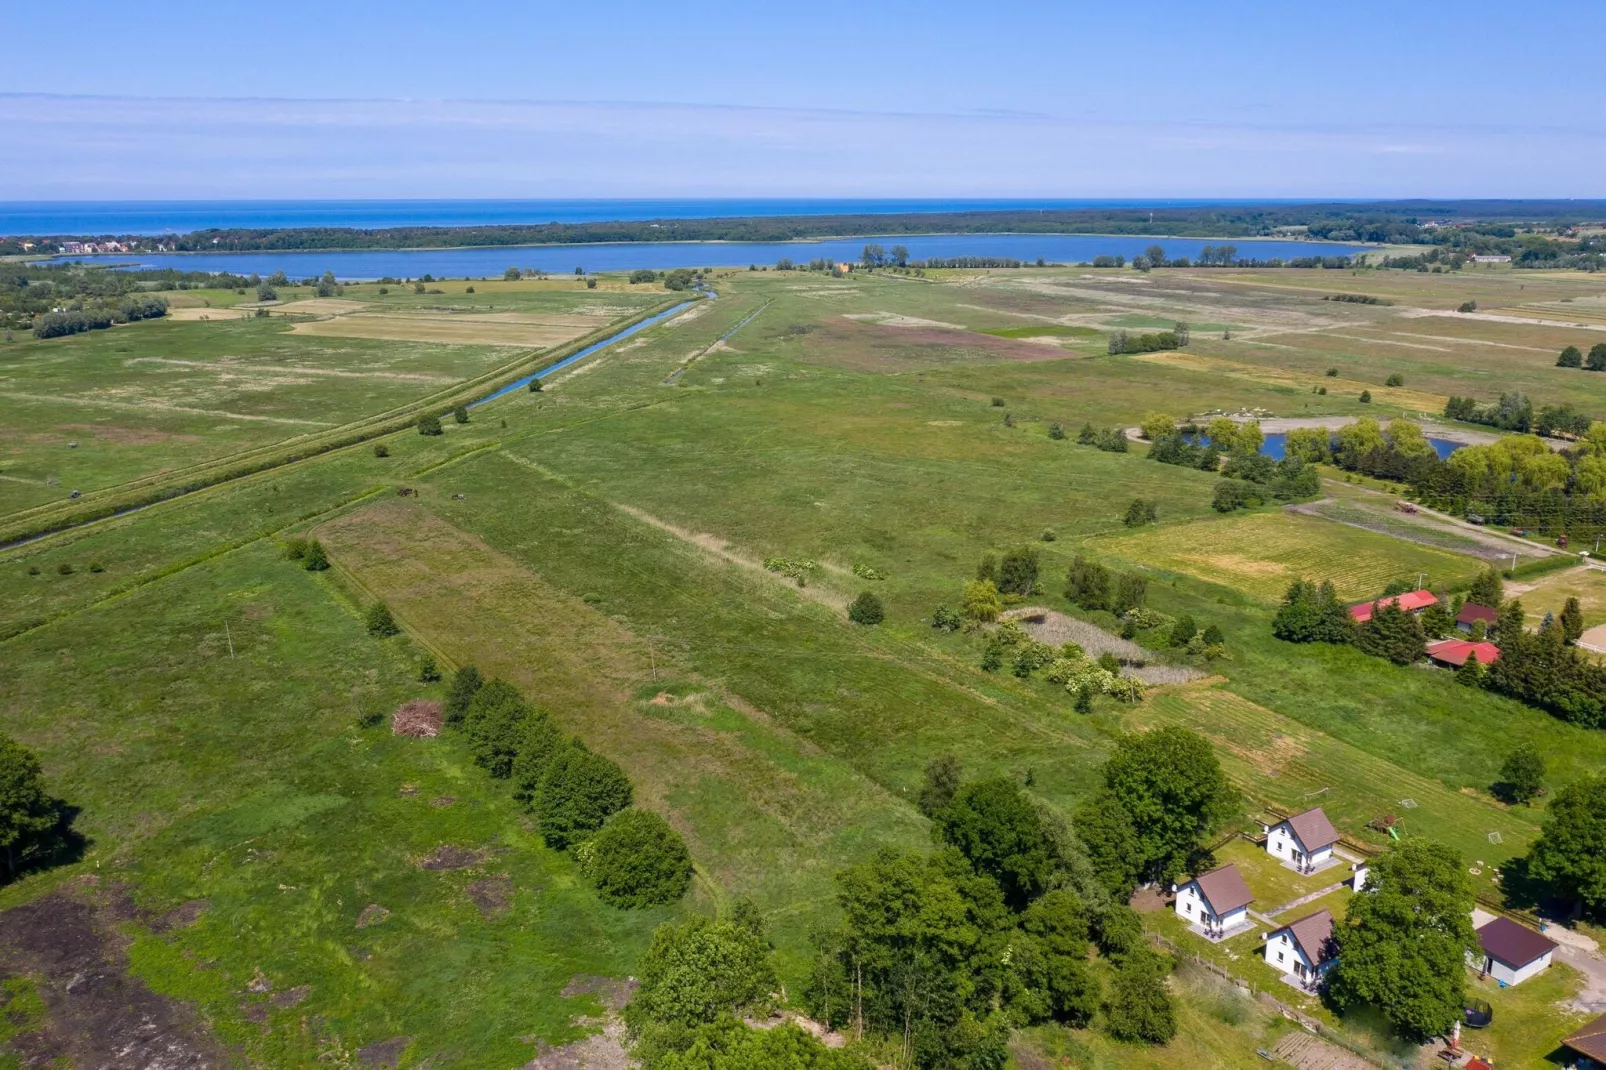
[356,1036,412,1068]
[467,875,514,918]
[278,298,372,315]
[1400,307,1603,329]
[392,699,443,738]
[419,845,488,871]
[843,311,965,329]
[1003,607,1205,685]
[165,306,256,322]
[271,985,310,1009]
[151,899,211,933]
[560,975,639,1014]
[355,904,391,929]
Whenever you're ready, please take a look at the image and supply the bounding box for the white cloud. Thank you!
[2,93,1600,198]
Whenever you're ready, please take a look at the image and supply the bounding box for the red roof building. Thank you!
[1348,589,1437,623]
[1456,603,1498,630]
[1425,638,1500,668]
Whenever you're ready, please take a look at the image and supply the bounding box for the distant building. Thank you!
[1426,638,1500,669]
[1174,863,1254,940]
[1471,254,1513,264]
[1564,1011,1606,1068]
[1456,603,1498,633]
[1263,908,1337,988]
[1472,916,1556,986]
[1262,807,1340,873]
[1348,589,1437,623]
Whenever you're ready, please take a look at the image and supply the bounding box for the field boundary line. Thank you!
[0,484,390,645]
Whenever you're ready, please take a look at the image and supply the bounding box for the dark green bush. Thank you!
[537,742,633,848]
[582,809,693,908]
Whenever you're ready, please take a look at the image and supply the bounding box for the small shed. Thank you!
[1456,603,1498,633]
[1473,916,1556,986]
[1349,589,1437,623]
[1174,863,1254,939]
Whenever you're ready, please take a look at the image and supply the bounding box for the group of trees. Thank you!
[978,547,1041,597]
[1075,423,1128,452]
[1555,343,1606,371]
[1065,555,1148,618]
[444,668,693,907]
[1106,327,1186,354]
[801,753,1193,1066]
[32,295,168,339]
[1143,416,1319,509]
[1482,597,1606,728]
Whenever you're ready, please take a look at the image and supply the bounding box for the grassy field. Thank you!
[5,263,1606,1068]
[1095,509,1484,603]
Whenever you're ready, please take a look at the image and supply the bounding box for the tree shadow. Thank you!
[2,800,88,886]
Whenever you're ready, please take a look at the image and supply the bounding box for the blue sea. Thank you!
[0,198,1333,236]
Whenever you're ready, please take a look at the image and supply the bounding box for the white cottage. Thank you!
[1174,863,1255,939]
[1263,908,1337,988]
[1473,916,1556,987]
[1262,806,1340,874]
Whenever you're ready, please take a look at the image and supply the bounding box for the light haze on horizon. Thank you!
[5,0,1603,200]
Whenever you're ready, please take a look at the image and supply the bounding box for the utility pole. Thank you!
[224,620,235,659]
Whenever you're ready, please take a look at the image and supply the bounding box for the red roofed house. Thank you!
[1564,1010,1606,1068]
[1426,639,1500,669]
[1263,908,1337,989]
[1472,916,1556,986]
[1262,806,1341,874]
[1348,589,1437,623]
[1456,602,1498,633]
[1174,863,1255,941]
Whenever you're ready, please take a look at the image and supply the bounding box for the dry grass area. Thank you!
[289,312,592,347]
[1509,565,1606,629]
[165,307,257,322]
[1096,510,1482,602]
[1127,349,1447,412]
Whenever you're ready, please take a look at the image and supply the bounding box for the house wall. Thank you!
[1264,931,1307,975]
[1487,951,1552,986]
[1175,883,1215,926]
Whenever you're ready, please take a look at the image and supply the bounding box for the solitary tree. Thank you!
[847,591,884,625]
[1499,742,1546,804]
[1098,726,1236,885]
[1468,568,1504,609]
[1561,596,1585,644]
[935,777,1054,907]
[917,754,963,819]
[583,809,693,908]
[302,539,329,572]
[453,404,470,425]
[364,601,400,636]
[1327,839,1479,1040]
[1559,345,1584,368]
[1525,773,1606,917]
[417,414,443,436]
[0,735,60,882]
[1589,343,1606,372]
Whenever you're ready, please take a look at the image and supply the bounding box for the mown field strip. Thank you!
[1141,685,1539,870]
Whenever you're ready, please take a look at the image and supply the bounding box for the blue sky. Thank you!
[4,0,1602,199]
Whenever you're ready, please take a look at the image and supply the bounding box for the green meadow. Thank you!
[4,263,1605,1067]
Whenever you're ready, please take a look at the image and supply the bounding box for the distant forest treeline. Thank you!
[7,200,1606,258]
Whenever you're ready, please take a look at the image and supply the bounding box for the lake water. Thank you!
[0,197,1333,235]
[41,234,1368,280]
[1259,432,1462,460]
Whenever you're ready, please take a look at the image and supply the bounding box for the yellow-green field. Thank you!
[1095,509,1484,602]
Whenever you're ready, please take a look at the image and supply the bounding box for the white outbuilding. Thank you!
[1473,916,1556,987]
[1263,908,1337,989]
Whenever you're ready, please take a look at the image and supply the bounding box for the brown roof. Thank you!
[1477,916,1556,968]
[1565,1011,1606,1061]
[1276,908,1337,966]
[1457,603,1498,625]
[1191,863,1254,914]
[1284,807,1340,852]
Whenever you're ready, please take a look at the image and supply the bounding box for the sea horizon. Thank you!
[1,197,1351,236]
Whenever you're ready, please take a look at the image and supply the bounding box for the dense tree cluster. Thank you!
[1074,423,1128,452]
[1106,324,1187,354]
[445,667,690,904]
[1524,773,1606,918]
[803,759,1178,1067]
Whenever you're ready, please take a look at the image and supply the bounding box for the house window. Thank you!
[1184,903,1192,916]
[1277,952,1285,963]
